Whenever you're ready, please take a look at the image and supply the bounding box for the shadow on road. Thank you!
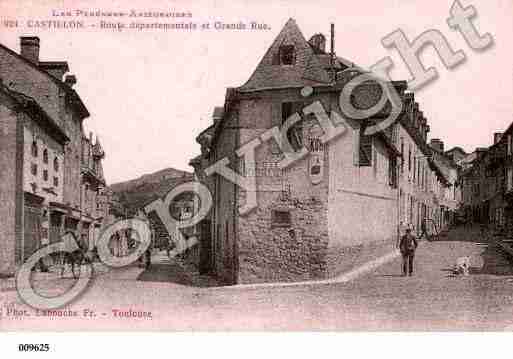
[137,260,219,287]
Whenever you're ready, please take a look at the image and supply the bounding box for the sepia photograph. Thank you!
[0,0,512,355]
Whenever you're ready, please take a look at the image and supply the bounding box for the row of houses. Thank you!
[460,127,513,232]
[187,19,462,285]
[0,37,109,276]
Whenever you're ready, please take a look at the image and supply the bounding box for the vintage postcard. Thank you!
[0,0,513,350]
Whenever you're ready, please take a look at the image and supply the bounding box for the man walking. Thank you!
[399,228,418,276]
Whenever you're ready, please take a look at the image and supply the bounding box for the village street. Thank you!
[2,226,513,331]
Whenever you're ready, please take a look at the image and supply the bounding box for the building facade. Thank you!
[191,19,455,284]
[0,36,107,276]
[460,127,513,233]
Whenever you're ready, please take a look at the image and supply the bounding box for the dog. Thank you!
[454,256,471,276]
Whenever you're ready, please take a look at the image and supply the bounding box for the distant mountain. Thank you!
[109,167,193,214]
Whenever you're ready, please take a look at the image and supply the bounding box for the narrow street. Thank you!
[2,226,513,331]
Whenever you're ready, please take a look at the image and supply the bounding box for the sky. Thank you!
[0,0,512,184]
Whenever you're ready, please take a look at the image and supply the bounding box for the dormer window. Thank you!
[279,45,295,65]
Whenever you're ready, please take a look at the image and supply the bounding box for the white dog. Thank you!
[454,256,471,276]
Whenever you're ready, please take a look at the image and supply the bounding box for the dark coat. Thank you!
[399,233,418,254]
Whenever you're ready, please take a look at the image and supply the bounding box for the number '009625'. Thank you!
[18,344,50,352]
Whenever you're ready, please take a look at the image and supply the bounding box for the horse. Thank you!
[59,232,92,279]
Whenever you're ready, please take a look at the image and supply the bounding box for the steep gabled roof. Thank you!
[239,18,331,91]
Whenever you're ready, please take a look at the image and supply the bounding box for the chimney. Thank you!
[20,36,40,64]
[39,61,69,81]
[330,24,335,67]
[308,34,326,53]
[212,106,224,124]
[430,138,444,153]
[475,147,487,160]
[64,74,77,87]
[494,132,503,144]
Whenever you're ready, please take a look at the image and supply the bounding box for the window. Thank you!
[53,157,59,172]
[311,163,321,175]
[31,141,38,157]
[43,169,48,181]
[31,163,37,176]
[43,149,48,164]
[400,139,404,174]
[279,45,295,65]
[373,146,378,177]
[408,146,411,172]
[53,176,59,187]
[281,102,303,152]
[417,161,421,186]
[272,210,291,228]
[359,128,372,166]
[389,156,398,188]
[281,102,294,123]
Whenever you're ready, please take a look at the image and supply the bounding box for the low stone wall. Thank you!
[236,231,397,284]
[238,230,329,284]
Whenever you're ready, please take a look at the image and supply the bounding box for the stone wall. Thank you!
[235,91,331,284]
[0,96,23,276]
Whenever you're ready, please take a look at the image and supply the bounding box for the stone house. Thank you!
[191,19,454,284]
[460,126,513,233]
[0,36,107,275]
[427,139,461,231]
